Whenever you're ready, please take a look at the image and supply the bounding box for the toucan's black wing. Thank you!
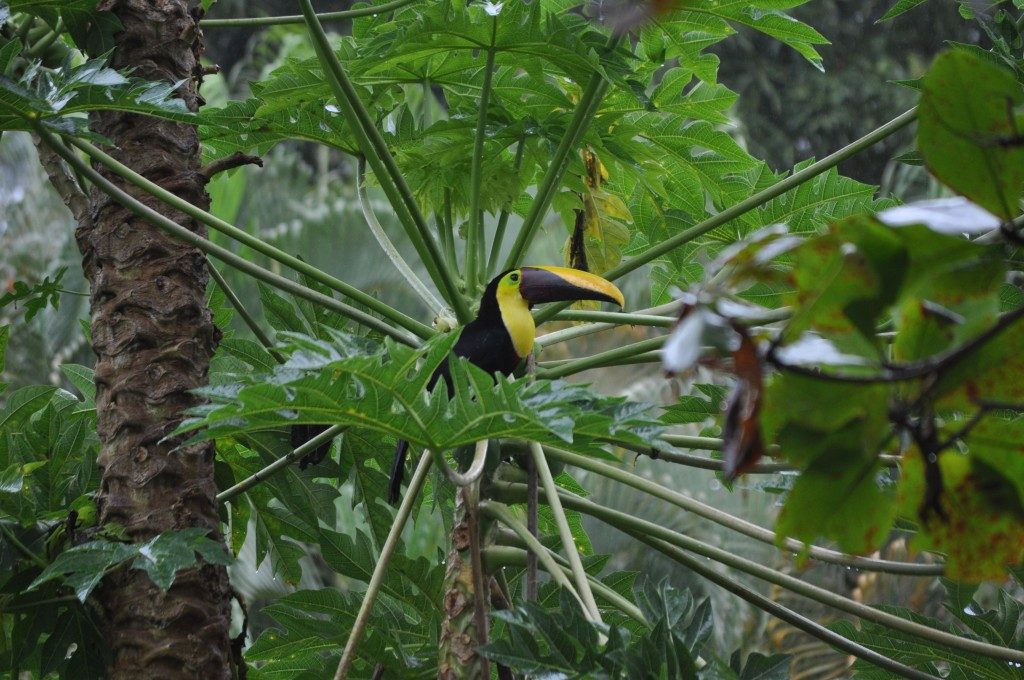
[388,356,450,504]
[292,423,333,469]
[450,320,521,377]
[388,438,412,505]
[388,323,521,504]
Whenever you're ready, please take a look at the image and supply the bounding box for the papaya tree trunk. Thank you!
[77,1,233,677]
[438,485,489,679]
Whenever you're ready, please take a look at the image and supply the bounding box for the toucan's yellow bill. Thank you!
[519,266,625,307]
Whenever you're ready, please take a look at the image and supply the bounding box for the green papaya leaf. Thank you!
[918,49,1024,219]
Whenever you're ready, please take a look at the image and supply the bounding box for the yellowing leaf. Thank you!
[563,148,633,310]
[900,447,1024,581]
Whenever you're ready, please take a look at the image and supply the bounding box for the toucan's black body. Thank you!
[291,266,624,503]
[436,274,523,382]
[387,274,523,502]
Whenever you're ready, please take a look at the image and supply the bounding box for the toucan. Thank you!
[292,266,625,503]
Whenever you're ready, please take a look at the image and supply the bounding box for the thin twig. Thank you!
[199,151,263,179]
[766,304,1024,384]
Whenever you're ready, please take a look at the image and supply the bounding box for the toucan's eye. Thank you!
[509,272,520,283]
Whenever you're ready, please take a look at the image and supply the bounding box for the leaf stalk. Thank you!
[299,0,471,322]
[540,444,944,576]
[506,483,1024,665]
[216,425,346,503]
[502,35,623,271]
[528,441,602,622]
[466,15,499,297]
[64,136,433,340]
[43,131,419,346]
[202,0,420,27]
[533,108,919,325]
[357,158,447,316]
[479,501,588,613]
[333,452,434,680]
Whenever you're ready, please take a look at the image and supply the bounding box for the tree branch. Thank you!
[199,151,263,180]
[766,304,1024,384]
[32,135,90,227]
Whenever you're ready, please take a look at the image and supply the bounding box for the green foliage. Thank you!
[0,54,194,137]
[28,528,230,601]
[715,0,972,187]
[8,0,121,56]
[832,577,1024,678]
[665,46,1024,580]
[480,584,724,679]
[661,384,727,425]
[179,329,663,456]
[236,519,447,676]
[918,49,1024,219]
[2,1,1023,677]
[0,356,234,677]
[0,325,8,394]
[0,266,65,322]
[879,0,932,22]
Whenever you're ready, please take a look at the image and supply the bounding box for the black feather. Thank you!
[387,273,524,503]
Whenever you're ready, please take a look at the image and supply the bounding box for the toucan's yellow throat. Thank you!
[490,266,624,358]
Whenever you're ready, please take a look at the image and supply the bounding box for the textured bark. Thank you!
[78,1,232,677]
[438,487,488,680]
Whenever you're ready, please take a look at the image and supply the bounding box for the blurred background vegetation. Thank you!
[0,1,983,673]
